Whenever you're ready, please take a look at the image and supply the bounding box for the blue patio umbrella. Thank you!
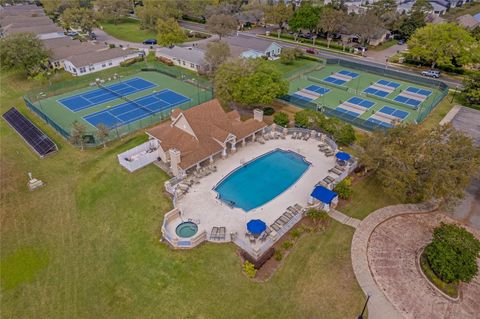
[335,152,351,161]
[247,219,267,235]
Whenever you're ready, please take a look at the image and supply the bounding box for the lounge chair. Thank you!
[284,211,294,219]
[329,167,343,175]
[279,215,289,224]
[303,134,310,141]
[325,151,335,157]
[265,227,272,235]
[323,176,336,184]
[271,223,281,231]
[334,165,346,171]
[218,227,226,240]
[294,204,303,212]
[287,206,298,215]
[210,227,219,240]
[260,232,268,241]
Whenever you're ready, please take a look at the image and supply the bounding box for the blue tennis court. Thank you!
[364,87,389,97]
[393,95,422,108]
[83,89,190,128]
[323,76,346,85]
[338,70,359,78]
[58,77,156,112]
[336,107,361,118]
[366,117,393,128]
[377,79,400,89]
[378,106,409,120]
[347,97,375,109]
[305,84,330,95]
[406,86,432,97]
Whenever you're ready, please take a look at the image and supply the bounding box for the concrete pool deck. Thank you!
[164,135,345,252]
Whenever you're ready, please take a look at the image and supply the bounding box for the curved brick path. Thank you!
[351,203,480,319]
[351,203,437,319]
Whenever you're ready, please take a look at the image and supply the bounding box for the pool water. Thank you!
[214,149,310,211]
[175,222,198,238]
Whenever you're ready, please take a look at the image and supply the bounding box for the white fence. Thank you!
[117,140,160,172]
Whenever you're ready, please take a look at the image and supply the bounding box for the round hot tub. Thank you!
[175,222,198,238]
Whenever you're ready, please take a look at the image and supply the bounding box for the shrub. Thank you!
[119,56,144,67]
[263,107,275,116]
[157,56,174,66]
[280,47,297,65]
[282,240,293,250]
[333,124,356,146]
[273,112,289,127]
[425,223,480,284]
[334,177,353,200]
[243,261,257,278]
[290,228,301,240]
[274,250,283,261]
[108,43,115,48]
[306,208,330,230]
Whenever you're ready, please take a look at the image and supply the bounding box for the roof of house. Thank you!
[42,37,99,60]
[4,23,64,35]
[429,1,448,11]
[156,46,205,65]
[146,99,267,170]
[0,4,44,18]
[65,48,139,67]
[223,35,281,53]
[1,15,52,27]
[456,14,480,29]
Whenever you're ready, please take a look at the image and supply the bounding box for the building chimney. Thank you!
[169,148,181,177]
[253,108,263,122]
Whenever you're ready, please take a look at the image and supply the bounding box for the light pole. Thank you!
[357,294,370,319]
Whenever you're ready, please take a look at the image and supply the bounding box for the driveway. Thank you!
[93,27,157,49]
[365,43,406,64]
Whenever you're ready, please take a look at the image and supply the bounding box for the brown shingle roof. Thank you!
[147,99,266,170]
[42,37,98,60]
[65,48,140,67]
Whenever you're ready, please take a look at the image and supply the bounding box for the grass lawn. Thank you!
[269,58,319,79]
[1,69,365,318]
[100,18,157,43]
[337,175,400,220]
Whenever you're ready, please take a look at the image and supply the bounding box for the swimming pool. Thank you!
[214,149,310,211]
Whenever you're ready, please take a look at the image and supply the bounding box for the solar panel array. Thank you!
[2,107,57,158]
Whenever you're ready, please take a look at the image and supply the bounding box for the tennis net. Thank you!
[97,82,154,115]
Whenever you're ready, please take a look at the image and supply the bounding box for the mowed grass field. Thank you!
[1,68,366,317]
[100,18,157,43]
[288,64,444,124]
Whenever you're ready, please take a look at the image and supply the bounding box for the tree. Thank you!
[70,121,87,150]
[214,58,288,107]
[411,0,433,12]
[156,18,187,47]
[137,0,182,30]
[460,73,480,107]
[288,2,321,34]
[318,7,345,48]
[425,223,480,283]
[408,23,479,68]
[398,9,427,39]
[471,25,480,41]
[279,47,298,64]
[206,14,238,39]
[41,0,91,15]
[264,0,292,35]
[273,112,289,127]
[60,7,97,33]
[0,33,51,77]
[96,124,110,148]
[95,0,132,25]
[333,123,356,146]
[360,124,480,205]
[205,41,231,75]
[347,10,385,46]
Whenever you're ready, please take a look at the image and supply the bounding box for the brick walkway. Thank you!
[351,203,480,319]
[351,203,437,319]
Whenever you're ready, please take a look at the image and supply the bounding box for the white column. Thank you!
[222,148,227,158]
[242,139,246,147]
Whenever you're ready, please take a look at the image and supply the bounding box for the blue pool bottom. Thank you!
[214,149,310,211]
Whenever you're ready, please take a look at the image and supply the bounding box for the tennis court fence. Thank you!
[281,58,449,130]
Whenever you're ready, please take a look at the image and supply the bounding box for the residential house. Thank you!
[456,14,480,29]
[222,34,282,59]
[63,48,142,76]
[42,37,98,69]
[143,99,267,177]
[156,46,206,72]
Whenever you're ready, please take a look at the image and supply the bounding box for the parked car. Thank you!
[66,31,78,37]
[421,70,440,78]
[143,39,157,45]
[305,48,315,54]
[88,32,96,40]
[397,39,405,45]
